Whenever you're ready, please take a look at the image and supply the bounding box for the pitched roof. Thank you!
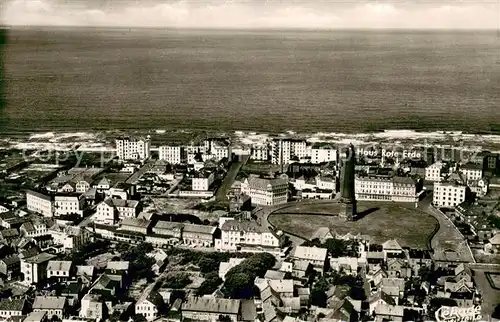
[119,218,151,229]
[97,177,111,187]
[240,299,257,321]
[0,229,19,239]
[24,311,48,322]
[182,296,241,315]
[0,298,26,311]
[26,190,51,202]
[106,261,129,271]
[381,278,405,292]
[23,252,56,264]
[382,239,403,251]
[374,304,404,317]
[489,233,500,245]
[246,177,287,191]
[47,260,72,272]
[264,270,286,280]
[292,246,327,262]
[153,221,183,231]
[221,220,264,233]
[183,223,217,235]
[33,296,66,310]
[2,255,20,266]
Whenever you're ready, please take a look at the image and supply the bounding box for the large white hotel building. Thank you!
[355,176,418,203]
[115,137,151,161]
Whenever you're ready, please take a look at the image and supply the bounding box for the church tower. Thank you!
[339,144,357,221]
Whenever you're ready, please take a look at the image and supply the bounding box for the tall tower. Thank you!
[339,144,357,221]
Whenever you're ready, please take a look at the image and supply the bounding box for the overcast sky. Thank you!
[2,0,499,29]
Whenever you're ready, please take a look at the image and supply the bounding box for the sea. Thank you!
[1,27,500,140]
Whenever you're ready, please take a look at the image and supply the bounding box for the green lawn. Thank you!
[269,201,438,249]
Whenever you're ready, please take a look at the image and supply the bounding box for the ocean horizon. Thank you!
[1,27,499,136]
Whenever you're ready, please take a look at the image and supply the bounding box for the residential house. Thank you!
[182,224,217,247]
[33,296,66,320]
[330,257,362,276]
[95,199,118,226]
[95,177,111,193]
[459,163,483,182]
[425,162,445,182]
[0,298,28,318]
[79,293,107,320]
[374,304,404,322]
[76,266,95,287]
[290,246,328,274]
[49,225,92,250]
[20,252,57,285]
[433,181,468,208]
[192,171,215,191]
[26,191,53,217]
[485,233,500,254]
[292,261,311,280]
[381,278,405,305]
[135,289,164,321]
[0,228,20,244]
[216,220,281,255]
[75,178,92,194]
[47,261,72,281]
[61,282,84,307]
[386,258,411,278]
[181,296,241,322]
[113,199,140,220]
[117,218,151,235]
[382,240,404,261]
[24,311,48,322]
[53,195,85,217]
[0,255,20,280]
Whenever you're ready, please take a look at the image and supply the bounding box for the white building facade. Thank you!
[54,195,85,216]
[192,172,215,191]
[355,176,418,202]
[27,191,53,217]
[433,182,467,208]
[425,162,445,182]
[158,145,186,165]
[270,139,307,165]
[115,137,151,161]
[216,220,281,255]
[311,145,337,164]
[240,177,288,206]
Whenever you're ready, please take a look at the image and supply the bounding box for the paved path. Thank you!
[418,192,475,263]
[125,159,155,184]
[215,155,249,202]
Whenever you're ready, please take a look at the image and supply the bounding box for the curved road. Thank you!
[259,192,475,263]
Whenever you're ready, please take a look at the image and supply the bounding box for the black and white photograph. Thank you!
[0,0,499,321]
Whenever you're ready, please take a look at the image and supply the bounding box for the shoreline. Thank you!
[1,128,500,154]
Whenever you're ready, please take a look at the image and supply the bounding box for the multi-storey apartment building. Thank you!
[270,138,307,165]
[251,145,269,161]
[21,252,57,285]
[26,190,53,217]
[425,161,445,182]
[215,220,282,255]
[240,177,288,206]
[158,145,186,164]
[310,143,337,164]
[54,195,85,217]
[433,181,468,208]
[192,171,215,191]
[459,163,483,182]
[355,176,418,202]
[204,138,232,161]
[115,137,151,161]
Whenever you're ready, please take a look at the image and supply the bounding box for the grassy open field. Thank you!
[269,201,438,249]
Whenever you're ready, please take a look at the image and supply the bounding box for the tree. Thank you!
[222,272,255,299]
[493,304,500,319]
[130,314,147,322]
[218,315,232,322]
[198,257,218,274]
[163,273,192,289]
[310,289,327,308]
[197,272,223,296]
